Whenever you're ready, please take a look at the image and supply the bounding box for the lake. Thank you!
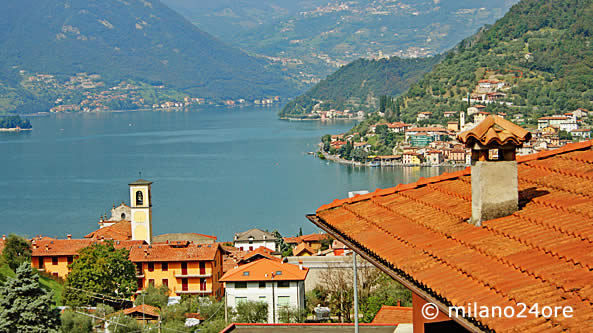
[0,107,460,241]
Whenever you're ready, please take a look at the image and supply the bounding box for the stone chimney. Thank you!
[457,116,531,226]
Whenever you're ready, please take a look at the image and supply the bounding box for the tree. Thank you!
[235,300,268,323]
[2,234,31,272]
[107,314,142,333]
[0,262,61,332]
[278,306,307,323]
[60,311,93,333]
[63,241,136,307]
[135,284,169,309]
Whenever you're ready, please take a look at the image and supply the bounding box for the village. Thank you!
[320,76,592,167]
[0,179,410,332]
[20,71,283,114]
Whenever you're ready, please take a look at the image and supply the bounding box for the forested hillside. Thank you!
[389,0,593,124]
[280,56,441,118]
[0,0,297,113]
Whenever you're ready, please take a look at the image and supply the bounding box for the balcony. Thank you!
[173,269,211,278]
[175,289,212,295]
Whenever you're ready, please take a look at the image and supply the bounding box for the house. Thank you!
[424,150,444,166]
[447,121,459,132]
[387,122,413,133]
[466,104,486,116]
[447,149,466,164]
[284,233,328,252]
[120,304,160,325]
[538,115,578,132]
[571,128,592,139]
[416,111,432,122]
[238,247,281,265]
[129,242,224,299]
[572,108,589,118]
[409,133,434,147]
[330,240,350,256]
[402,152,422,165]
[220,258,308,323]
[293,242,315,256]
[31,238,144,279]
[443,111,457,118]
[473,111,490,124]
[309,116,593,332]
[234,229,277,252]
[372,304,413,325]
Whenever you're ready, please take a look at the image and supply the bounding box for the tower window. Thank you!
[121,213,126,220]
[136,191,143,206]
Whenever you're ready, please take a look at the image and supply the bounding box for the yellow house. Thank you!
[31,238,144,279]
[129,242,224,300]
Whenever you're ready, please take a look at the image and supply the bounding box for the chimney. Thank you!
[1,234,5,241]
[298,260,303,270]
[457,116,531,226]
[67,234,72,240]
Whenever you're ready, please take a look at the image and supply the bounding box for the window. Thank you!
[121,212,126,220]
[148,263,154,272]
[243,271,250,276]
[38,258,44,269]
[52,257,58,265]
[137,279,143,290]
[234,282,247,289]
[259,282,266,288]
[277,296,290,307]
[276,271,282,275]
[67,256,73,265]
[162,262,168,271]
[236,297,248,304]
[278,281,290,288]
[52,272,59,278]
[136,191,143,205]
[148,279,155,286]
[162,279,168,287]
[259,296,266,301]
[249,246,253,251]
[248,237,254,244]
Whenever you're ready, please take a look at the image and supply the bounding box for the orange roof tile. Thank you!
[122,304,160,318]
[128,242,219,262]
[371,306,413,324]
[220,258,308,282]
[311,140,593,332]
[284,233,328,244]
[31,239,144,257]
[457,115,531,147]
[239,246,281,264]
[293,242,315,256]
[85,221,132,241]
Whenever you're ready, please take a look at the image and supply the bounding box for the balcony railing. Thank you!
[175,289,212,295]
[173,269,211,278]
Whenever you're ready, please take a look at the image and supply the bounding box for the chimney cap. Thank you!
[457,115,531,148]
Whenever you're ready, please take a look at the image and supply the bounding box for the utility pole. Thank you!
[224,288,229,324]
[353,252,359,333]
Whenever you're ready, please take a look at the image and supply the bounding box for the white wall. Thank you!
[234,240,276,252]
[225,280,305,323]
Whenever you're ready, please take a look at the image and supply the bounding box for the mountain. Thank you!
[279,56,441,118]
[162,0,519,82]
[389,0,593,124]
[0,0,297,113]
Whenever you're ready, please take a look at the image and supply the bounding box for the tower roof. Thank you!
[129,179,152,186]
[457,115,531,147]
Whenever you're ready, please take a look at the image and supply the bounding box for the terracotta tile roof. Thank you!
[457,115,531,147]
[31,239,144,257]
[405,127,449,133]
[284,233,328,244]
[84,221,132,241]
[122,304,160,318]
[128,242,219,262]
[0,239,5,254]
[153,232,217,243]
[31,239,93,256]
[311,140,593,332]
[371,306,413,324]
[239,246,281,264]
[293,242,315,256]
[220,258,308,282]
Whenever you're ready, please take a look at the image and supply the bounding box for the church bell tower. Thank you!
[129,179,153,244]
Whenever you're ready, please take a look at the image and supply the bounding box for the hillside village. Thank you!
[18,71,283,114]
[321,103,591,167]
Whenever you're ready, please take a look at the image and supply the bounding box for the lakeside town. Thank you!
[19,71,284,114]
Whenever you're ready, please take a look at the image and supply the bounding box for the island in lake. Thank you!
[0,115,32,131]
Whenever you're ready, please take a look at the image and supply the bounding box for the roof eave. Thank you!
[306,214,483,333]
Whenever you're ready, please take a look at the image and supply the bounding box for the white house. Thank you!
[220,259,308,323]
[234,229,277,252]
[537,115,578,132]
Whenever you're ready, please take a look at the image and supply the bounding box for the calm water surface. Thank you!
[0,107,460,240]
